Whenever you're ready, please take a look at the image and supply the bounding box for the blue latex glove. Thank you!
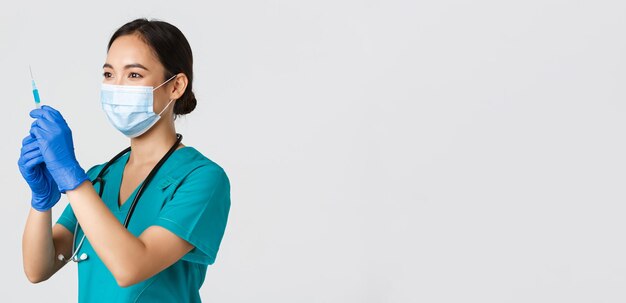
[29,105,88,193]
[17,134,61,211]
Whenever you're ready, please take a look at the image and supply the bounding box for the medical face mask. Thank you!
[100,75,177,138]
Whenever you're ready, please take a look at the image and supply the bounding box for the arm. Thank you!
[18,132,72,283]
[22,208,74,283]
[29,105,194,287]
[65,181,193,287]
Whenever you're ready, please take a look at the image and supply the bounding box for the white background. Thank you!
[2,0,626,302]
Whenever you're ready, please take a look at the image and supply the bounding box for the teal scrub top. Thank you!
[55,146,231,303]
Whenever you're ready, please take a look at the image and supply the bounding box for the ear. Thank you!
[168,73,189,101]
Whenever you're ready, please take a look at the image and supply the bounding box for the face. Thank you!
[102,34,186,116]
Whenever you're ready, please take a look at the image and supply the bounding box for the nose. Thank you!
[113,77,125,86]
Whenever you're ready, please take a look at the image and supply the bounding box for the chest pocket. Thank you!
[122,161,204,234]
[158,176,178,192]
[156,175,181,210]
[155,160,211,209]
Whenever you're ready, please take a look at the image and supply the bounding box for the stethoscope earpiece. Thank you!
[57,252,88,263]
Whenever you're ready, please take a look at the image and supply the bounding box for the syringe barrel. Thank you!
[32,88,40,104]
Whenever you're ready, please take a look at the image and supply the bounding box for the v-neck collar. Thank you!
[109,146,194,212]
[113,153,136,212]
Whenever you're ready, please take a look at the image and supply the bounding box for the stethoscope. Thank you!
[58,133,183,263]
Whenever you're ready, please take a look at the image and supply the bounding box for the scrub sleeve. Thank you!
[153,164,231,265]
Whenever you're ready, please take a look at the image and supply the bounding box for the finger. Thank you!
[29,124,47,141]
[22,134,36,146]
[30,118,48,131]
[21,138,42,154]
[29,108,47,119]
[29,107,56,122]
[19,148,43,165]
[40,105,63,121]
[20,140,40,155]
[22,154,44,169]
[18,150,43,167]
[21,146,41,159]
[29,120,54,139]
[30,113,61,132]
[22,132,38,145]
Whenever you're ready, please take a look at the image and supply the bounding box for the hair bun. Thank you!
[174,91,197,115]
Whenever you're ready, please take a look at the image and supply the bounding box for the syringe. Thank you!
[29,65,41,109]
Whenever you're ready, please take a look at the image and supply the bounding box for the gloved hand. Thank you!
[29,105,88,193]
[17,134,61,211]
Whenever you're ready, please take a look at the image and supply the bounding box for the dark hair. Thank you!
[107,18,196,117]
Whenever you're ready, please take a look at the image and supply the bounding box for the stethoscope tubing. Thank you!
[65,134,183,263]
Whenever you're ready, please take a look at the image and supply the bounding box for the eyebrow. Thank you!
[102,63,149,71]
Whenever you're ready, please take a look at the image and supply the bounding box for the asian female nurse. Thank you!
[18,18,231,302]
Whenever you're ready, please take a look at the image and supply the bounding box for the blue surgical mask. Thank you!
[100,75,177,138]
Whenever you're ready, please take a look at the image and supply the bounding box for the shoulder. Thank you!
[84,146,230,186]
[164,146,230,190]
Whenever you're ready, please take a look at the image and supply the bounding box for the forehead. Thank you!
[106,34,160,67]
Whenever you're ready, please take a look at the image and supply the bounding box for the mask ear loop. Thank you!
[154,74,178,116]
[158,99,175,116]
[153,74,178,91]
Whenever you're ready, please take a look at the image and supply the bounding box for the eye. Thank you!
[129,72,143,78]
[102,71,112,78]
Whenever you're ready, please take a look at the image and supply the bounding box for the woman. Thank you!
[17,18,231,302]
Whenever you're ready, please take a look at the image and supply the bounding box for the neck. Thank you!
[128,117,179,167]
